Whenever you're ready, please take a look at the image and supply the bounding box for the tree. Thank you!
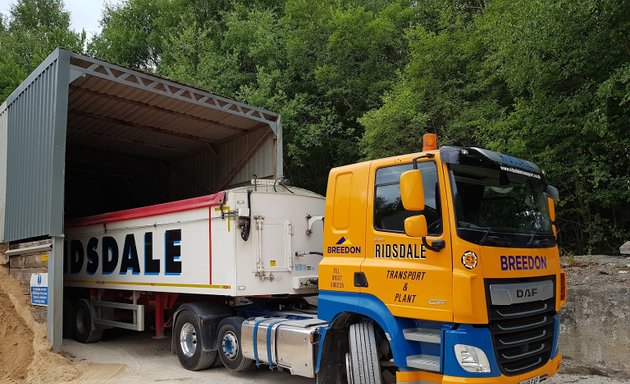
[0,0,84,101]
[478,0,630,254]
[87,0,163,69]
[361,0,630,254]
[360,1,498,158]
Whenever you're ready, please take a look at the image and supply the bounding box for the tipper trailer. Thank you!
[64,135,566,384]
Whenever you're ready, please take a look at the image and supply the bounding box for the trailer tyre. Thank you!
[217,316,254,372]
[346,322,382,384]
[73,299,103,343]
[175,310,217,371]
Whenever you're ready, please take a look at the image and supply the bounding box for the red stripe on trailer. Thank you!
[208,206,212,285]
[65,192,225,228]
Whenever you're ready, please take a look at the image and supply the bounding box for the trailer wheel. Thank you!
[175,310,217,371]
[73,299,103,343]
[346,322,382,384]
[217,316,254,372]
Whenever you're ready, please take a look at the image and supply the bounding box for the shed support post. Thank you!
[47,236,64,351]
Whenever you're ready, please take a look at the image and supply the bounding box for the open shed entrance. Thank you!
[65,54,281,219]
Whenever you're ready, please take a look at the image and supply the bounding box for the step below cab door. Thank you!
[362,154,453,323]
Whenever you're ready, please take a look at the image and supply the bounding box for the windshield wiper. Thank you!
[526,230,540,246]
[478,227,492,245]
[478,228,514,246]
[527,230,556,247]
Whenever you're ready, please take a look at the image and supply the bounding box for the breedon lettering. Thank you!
[66,229,183,276]
[327,245,361,254]
[500,255,547,271]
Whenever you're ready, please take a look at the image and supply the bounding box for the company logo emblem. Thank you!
[327,237,361,254]
[336,237,352,245]
[461,251,478,270]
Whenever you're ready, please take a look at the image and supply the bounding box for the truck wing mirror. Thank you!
[400,170,425,211]
[547,196,556,223]
[546,185,559,202]
[546,185,558,224]
[404,215,428,238]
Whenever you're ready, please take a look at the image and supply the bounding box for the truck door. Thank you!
[362,156,453,323]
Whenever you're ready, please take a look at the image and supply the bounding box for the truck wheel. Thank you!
[346,322,382,384]
[175,310,217,371]
[217,316,254,372]
[73,299,103,343]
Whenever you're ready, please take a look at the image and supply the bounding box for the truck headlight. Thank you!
[454,344,491,373]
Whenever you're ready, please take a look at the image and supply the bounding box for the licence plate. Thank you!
[518,376,540,384]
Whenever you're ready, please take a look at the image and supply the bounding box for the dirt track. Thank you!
[60,332,630,384]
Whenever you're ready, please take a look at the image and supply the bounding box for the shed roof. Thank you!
[65,52,278,160]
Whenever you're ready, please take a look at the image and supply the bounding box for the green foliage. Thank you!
[362,0,630,254]
[0,0,84,101]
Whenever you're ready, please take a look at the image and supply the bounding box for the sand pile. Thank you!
[0,267,79,384]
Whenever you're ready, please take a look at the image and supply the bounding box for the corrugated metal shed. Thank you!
[0,102,7,241]
[0,48,282,243]
[1,50,68,243]
[0,48,282,351]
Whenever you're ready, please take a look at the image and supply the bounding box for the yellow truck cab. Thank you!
[317,135,566,384]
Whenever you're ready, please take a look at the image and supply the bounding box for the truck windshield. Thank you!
[449,164,555,248]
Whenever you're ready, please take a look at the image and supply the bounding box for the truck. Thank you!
[63,134,566,384]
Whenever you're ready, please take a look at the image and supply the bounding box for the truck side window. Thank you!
[374,162,442,235]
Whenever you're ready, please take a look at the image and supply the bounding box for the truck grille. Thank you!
[486,278,556,376]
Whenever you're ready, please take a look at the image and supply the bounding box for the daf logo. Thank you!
[461,251,478,270]
[517,288,538,298]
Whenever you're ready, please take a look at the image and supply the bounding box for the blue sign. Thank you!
[30,273,48,306]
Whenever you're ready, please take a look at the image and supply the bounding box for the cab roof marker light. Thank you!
[454,344,491,373]
[422,133,438,151]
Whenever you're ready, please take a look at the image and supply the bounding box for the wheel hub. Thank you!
[222,331,239,360]
[179,322,197,357]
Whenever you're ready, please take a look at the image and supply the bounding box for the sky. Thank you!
[0,0,121,37]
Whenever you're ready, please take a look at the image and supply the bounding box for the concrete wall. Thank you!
[559,257,630,376]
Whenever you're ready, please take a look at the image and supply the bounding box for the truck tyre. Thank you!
[210,351,223,368]
[73,299,103,343]
[217,316,254,372]
[175,310,217,371]
[346,322,382,384]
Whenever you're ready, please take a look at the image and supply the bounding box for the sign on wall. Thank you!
[30,273,48,306]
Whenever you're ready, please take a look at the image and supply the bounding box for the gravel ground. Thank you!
[60,331,630,384]
[552,375,630,384]
[561,255,630,287]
